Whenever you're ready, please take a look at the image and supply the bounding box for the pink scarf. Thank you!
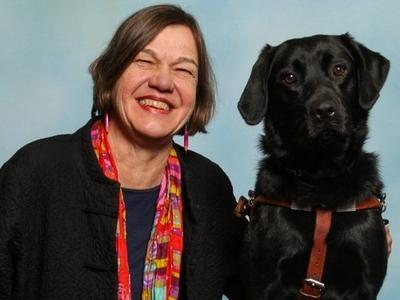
[91,120,184,300]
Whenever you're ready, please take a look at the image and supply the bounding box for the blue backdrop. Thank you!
[1,1,398,298]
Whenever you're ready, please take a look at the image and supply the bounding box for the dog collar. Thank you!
[272,159,357,183]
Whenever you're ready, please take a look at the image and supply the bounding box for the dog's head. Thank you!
[238,34,389,160]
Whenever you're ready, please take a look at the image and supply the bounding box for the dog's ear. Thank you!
[342,33,390,110]
[238,45,275,125]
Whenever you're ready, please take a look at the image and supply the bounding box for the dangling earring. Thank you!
[184,124,189,152]
[104,112,109,133]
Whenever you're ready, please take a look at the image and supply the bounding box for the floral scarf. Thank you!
[91,120,184,300]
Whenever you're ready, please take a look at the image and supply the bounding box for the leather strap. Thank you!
[233,194,293,219]
[299,209,332,299]
[356,197,381,210]
[234,194,382,218]
[233,191,383,299]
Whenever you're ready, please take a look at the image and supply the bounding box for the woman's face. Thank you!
[112,24,198,145]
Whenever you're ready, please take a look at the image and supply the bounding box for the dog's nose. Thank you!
[312,101,336,120]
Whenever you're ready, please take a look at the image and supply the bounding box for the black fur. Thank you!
[238,34,389,300]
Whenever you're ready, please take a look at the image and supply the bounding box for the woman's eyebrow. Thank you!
[175,57,198,67]
[141,48,198,67]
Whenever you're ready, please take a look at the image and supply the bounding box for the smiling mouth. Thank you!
[138,99,170,111]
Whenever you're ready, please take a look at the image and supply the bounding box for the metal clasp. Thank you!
[299,278,326,298]
[234,190,257,218]
[248,190,256,207]
[377,191,387,212]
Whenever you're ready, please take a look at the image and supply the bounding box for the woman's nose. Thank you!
[148,66,174,92]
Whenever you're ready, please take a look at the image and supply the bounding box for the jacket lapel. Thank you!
[174,144,205,299]
[78,120,120,272]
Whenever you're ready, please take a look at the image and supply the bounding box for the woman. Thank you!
[0,5,244,300]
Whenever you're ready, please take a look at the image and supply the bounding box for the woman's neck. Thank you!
[107,120,172,190]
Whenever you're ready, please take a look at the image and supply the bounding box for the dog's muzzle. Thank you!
[307,94,347,138]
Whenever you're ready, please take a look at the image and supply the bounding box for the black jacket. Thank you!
[0,120,245,300]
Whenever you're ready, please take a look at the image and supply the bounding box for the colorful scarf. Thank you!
[91,120,184,300]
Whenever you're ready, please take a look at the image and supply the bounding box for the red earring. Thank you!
[104,113,109,133]
[184,124,189,152]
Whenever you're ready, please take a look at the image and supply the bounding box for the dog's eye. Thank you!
[333,64,346,76]
[282,73,297,84]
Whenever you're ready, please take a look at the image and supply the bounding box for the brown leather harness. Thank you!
[234,191,384,299]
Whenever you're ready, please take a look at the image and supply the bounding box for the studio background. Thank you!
[1,1,398,298]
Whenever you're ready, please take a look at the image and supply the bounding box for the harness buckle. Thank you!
[376,191,387,212]
[234,190,258,218]
[299,278,326,299]
[248,190,256,207]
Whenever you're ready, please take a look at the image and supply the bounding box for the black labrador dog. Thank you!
[237,34,389,299]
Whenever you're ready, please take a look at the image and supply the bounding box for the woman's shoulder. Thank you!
[174,143,232,189]
[1,136,69,182]
[1,122,90,175]
[174,143,226,175]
